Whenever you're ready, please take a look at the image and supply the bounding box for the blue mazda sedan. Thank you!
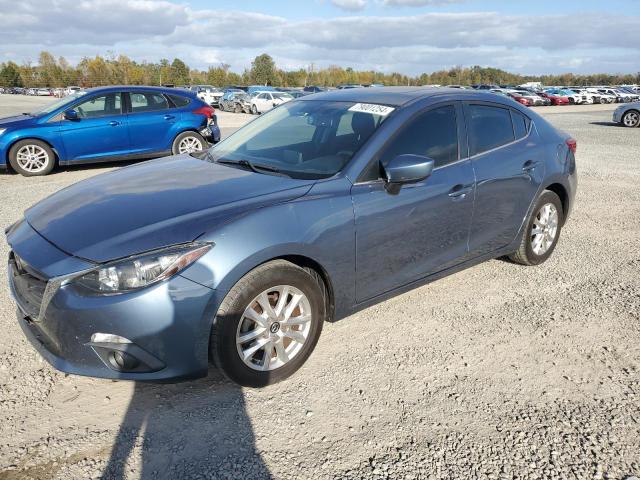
[6,88,577,387]
[0,86,220,176]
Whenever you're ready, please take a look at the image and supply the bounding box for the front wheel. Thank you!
[210,260,326,387]
[9,139,55,176]
[251,104,258,115]
[622,110,640,128]
[171,131,206,155]
[509,190,564,266]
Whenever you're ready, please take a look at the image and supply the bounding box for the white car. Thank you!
[36,88,51,96]
[585,88,615,104]
[250,91,294,114]
[191,85,223,106]
[596,88,635,103]
[64,86,82,96]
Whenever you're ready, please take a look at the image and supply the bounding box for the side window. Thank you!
[510,110,530,140]
[75,93,121,118]
[167,94,191,107]
[129,92,169,113]
[468,105,515,156]
[379,105,459,171]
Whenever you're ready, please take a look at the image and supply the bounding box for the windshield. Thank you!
[207,100,391,179]
[33,92,84,116]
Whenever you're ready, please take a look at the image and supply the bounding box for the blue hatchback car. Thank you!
[0,86,221,176]
[6,88,577,387]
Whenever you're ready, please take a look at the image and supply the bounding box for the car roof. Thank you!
[83,85,196,96]
[300,86,515,107]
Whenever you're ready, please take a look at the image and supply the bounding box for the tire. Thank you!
[210,260,326,387]
[234,104,242,114]
[622,110,640,128]
[9,139,55,176]
[171,131,206,155]
[509,190,564,266]
[251,104,258,115]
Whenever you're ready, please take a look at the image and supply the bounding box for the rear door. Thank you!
[464,102,545,256]
[125,91,177,154]
[59,91,130,160]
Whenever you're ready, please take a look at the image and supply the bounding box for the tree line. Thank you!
[1,51,638,89]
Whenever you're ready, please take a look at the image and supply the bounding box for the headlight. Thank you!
[73,243,212,294]
[0,128,7,136]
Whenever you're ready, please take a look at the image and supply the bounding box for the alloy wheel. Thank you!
[236,285,312,371]
[623,111,639,127]
[178,136,203,154]
[531,203,559,256]
[16,144,50,173]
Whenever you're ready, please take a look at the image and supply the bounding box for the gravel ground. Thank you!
[0,95,639,480]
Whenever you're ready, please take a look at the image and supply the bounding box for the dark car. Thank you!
[303,86,326,93]
[0,86,221,176]
[6,88,577,387]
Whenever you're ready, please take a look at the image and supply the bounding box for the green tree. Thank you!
[250,54,276,85]
[170,58,190,85]
[0,62,23,87]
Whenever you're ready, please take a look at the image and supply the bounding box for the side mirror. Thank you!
[383,154,434,187]
[64,109,78,121]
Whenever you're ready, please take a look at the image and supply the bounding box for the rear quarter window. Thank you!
[167,94,191,107]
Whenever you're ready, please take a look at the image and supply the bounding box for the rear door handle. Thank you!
[164,114,175,120]
[448,184,473,199]
[522,160,540,172]
[109,121,120,126]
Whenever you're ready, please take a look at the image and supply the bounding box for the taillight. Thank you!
[566,138,577,153]
[193,105,215,119]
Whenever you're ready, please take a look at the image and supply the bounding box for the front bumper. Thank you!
[7,225,220,382]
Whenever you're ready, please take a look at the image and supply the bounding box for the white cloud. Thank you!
[382,0,462,5]
[0,0,638,76]
[331,0,368,11]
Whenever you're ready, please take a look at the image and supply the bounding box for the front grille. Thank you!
[8,252,47,319]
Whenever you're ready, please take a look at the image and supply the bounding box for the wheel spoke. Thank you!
[243,306,268,328]
[262,342,274,370]
[274,341,289,363]
[283,329,306,344]
[257,292,277,319]
[282,314,311,326]
[283,294,303,321]
[242,338,270,361]
[237,326,266,344]
[274,286,290,317]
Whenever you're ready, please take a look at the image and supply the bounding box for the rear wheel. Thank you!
[509,190,563,266]
[210,260,325,387]
[251,104,258,115]
[172,131,206,155]
[622,110,640,128]
[9,139,55,176]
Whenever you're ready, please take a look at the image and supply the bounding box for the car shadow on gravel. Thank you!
[100,372,270,479]
[589,121,623,127]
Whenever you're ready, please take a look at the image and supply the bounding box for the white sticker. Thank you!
[348,103,395,116]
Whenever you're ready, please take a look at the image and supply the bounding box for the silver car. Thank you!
[613,102,640,127]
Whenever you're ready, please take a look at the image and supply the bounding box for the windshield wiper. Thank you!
[215,158,283,175]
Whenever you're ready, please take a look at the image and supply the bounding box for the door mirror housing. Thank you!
[383,154,435,186]
[63,109,79,121]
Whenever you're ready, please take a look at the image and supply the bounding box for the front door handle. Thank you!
[109,121,120,126]
[164,114,175,120]
[522,160,540,172]
[448,184,473,199]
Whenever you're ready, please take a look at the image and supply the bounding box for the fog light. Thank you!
[108,350,139,371]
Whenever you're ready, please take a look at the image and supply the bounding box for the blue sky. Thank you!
[1,0,639,76]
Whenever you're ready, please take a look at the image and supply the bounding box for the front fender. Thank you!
[180,177,357,319]
[1,126,65,165]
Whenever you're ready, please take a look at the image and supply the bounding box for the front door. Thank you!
[59,92,130,160]
[352,103,475,302]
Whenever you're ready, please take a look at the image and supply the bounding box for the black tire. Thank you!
[509,190,564,266]
[171,131,206,155]
[219,102,225,112]
[234,104,242,114]
[251,104,258,115]
[210,260,326,388]
[622,110,640,128]
[8,139,55,176]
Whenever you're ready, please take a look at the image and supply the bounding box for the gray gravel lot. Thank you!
[0,95,639,480]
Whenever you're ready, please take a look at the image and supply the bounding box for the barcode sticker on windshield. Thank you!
[348,103,395,116]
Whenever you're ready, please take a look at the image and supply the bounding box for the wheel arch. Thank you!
[5,136,61,172]
[544,182,569,222]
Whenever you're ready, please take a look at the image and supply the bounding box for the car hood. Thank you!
[0,114,34,128]
[25,154,315,263]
